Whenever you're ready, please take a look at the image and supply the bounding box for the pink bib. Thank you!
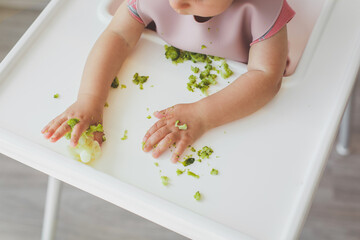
[136,0,283,63]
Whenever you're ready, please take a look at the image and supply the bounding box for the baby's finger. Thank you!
[143,125,170,152]
[93,131,104,146]
[152,132,177,158]
[49,121,71,142]
[171,139,188,163]
[154,106,175,119]
[70,120,89,147]
[42,116,67,139]
[143,118,166,143]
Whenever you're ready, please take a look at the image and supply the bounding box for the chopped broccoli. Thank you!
[154,162,159,167]
[187,170,200,179]
[197,146,214,159]
[104,102,109,107]
[190,52,207,63]
[53,93,59,98]
[201,44,207,49]
[65,119,103,164]
[165,45,180,61]
[161,176,169,186]
[190,147,196,152]
[111,76,119,88]
[220,61,233,79]
[194,191,201,201]
[175,120,187,130]
[121,130,128,140]
[120,84,126,89]
[210,169,219,175]
[132,73,149,90]
[102,135,106,142]
[191,66,200,73]
[147,115,152,119]
[176,169,185,175]
[182,157,195,166]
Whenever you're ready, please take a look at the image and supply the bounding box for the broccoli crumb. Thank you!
[53,93,59,98]
[201,44,207,49]
[111,77,119,88]
[176,169,185,175]
[147,115,152,119]
[67,118,80,129]
[210,169,219,175]
[182,157,195,167]
[194,191,201,201]
[104,102,109,107]
[121,130,128,140]
[120,84,127,89]
[190,147,196,152]
[191,66,200,74]
[197,146,214,159]
[142,141,146,150]
[165,45,180,61]
[175,120,187,130]
[102,135,106,142]
[154,162,159,167]
[161,176,169,186]
[187,170,200,179]
[132,73,149,90]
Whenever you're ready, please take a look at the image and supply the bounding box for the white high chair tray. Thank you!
[1,0,360,239]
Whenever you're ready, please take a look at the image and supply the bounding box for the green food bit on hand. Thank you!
[104,102,109,107]
[187,170,200,179]
[161,176,169,186]
[53,93,59,98]
[142,141,146,150]
[111,76,119,88]
[132,73,149,90]
[176,169,185,175]
[210,169,219,175]
[197,146,214,159]
[175,120,187,130]
[182,157,195,167]
[102,135,106,142]
[67,118,80,129]
[121,130,128,140]
[194,191,201,201]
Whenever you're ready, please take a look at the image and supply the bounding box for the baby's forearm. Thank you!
[77,30,132,104]
[197,70,282,130]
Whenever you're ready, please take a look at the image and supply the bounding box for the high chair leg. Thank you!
[336,90,355,156]
[41,176,62,240]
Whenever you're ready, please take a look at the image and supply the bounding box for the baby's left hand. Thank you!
[143,103,208,163]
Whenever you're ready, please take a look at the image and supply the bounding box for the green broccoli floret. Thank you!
[121,130,128,140]
[132,73,149,90]
[190,52,207,63]
[187,170,200,179]
[210,169,219,175]
[182,157,195,166]
[175,120,187,130]
[220,61,233,79]
[65,118,103,164]
[191,66,200,73]
[111,76,119,88]
[53,93,59,98]
[197,146,214,159]
[154,162,159,167]
[120,84,127,89]
[176,169,185,175]
[194,191,201,201]
[165,45,180,61]
[161,176,169,186]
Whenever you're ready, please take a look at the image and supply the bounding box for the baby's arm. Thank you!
[142,26,288,162]
[42,2,144,146]
[197,26,288,129]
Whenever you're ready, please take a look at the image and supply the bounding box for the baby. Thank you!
[42,0,295,163]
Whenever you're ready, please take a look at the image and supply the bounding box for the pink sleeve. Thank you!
[250,0,295,45]
[127,0,144,24]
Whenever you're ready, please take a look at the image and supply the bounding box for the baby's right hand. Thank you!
[41,96,104,147]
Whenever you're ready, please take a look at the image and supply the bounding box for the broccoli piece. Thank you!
[187,170,200,179]
[220,61,233,79]
[120,84,127,89]
[104,102,109,107]
[161,176,169,186]
[182,157,195,166]
[132,73,149,90]
[194,191,201,201]
[190,147,196,152]
[210,169,219,175]
[165,45,180,61]
[190,52,207,63]
[154,162,159,167]
[175,120,187,130]
[121,130,128,140]
[176,169,185,175]
[65,119,103,164]
[111,76,119,88]
[142,141,146,150]
[201,44,207,49]
[197,146,214,159]
[53,93,59,98]
[191,66,200,73]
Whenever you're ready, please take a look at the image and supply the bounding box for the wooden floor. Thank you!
[0,4,359,240]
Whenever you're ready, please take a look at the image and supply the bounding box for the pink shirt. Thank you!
[128,0,295,64]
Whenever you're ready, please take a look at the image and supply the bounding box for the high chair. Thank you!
[0,0,359,239]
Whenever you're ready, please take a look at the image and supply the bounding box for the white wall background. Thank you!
[0,0,48,10]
